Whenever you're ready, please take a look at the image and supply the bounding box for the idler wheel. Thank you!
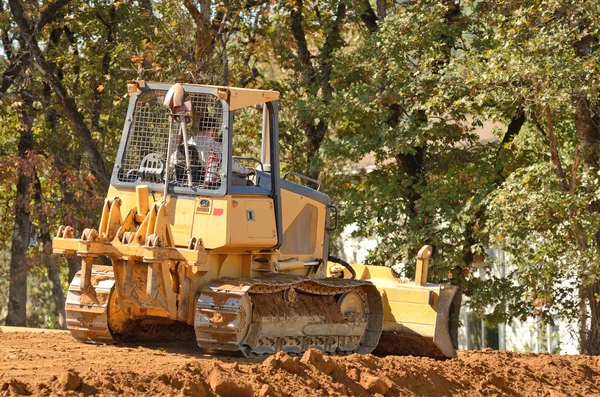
[107,288,138,335]
[337,291,367,323]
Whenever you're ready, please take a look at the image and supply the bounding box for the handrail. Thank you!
[233,156,264,172]
[282,171,321,191]
[327,204,338,231]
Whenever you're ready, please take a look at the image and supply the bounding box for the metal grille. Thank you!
[118,89,224,191]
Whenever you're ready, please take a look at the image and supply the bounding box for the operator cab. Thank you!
[113,81,280,198]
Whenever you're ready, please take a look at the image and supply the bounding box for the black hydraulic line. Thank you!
[328,255,356,280]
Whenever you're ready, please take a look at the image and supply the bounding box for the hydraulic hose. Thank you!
[328,255,357,280]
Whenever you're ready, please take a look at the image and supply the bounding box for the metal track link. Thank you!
[194,275,383,357]
[65,265,115,344]
[194,286,249,353]
[356,284,384,353]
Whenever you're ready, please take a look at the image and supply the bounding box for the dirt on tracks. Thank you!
[1,329,599,397]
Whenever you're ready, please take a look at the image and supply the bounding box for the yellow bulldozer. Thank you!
[53,81,458,358]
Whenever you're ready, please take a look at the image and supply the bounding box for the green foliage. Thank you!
[1,0,600,350]
[452,0,600,335]
[325,0,600,342]
[328,1,485,278]
[482,162,598,323]
[26,266,60,329]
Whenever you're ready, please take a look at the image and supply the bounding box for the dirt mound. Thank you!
[1,331,600,396]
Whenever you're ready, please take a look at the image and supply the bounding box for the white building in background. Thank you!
[457,248,579,354]
[339,231,580,354]
[337,120,580,354]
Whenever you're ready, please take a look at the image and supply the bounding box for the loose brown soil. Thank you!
[1,329,599,396]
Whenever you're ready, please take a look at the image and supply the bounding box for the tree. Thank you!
[330,0,600,353]
[0,0,597,355]
[331,1,476,277]
[458,0,600,354]
[1,0,181,326]
[259,0,349,180]
[5,96,34,326]
[7,0,110,188]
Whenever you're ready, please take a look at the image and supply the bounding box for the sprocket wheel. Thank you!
[107,288,138,335]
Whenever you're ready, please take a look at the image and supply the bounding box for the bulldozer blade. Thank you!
[373,284,459,359]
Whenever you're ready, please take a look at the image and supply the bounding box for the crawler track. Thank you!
[194,274,383,357]
[65,265,115,344]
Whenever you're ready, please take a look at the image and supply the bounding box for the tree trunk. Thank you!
[67,256,81,285]
[5,100,34,326]
[582,283,600,355]
[6,174,32,326]
[289,0,346,182]
[53,150,83,285]
[45,256,67,329]
[33,172,67,328]
[573,91,600,354]
[448,288,462,348]
[376,0,386,20]
[184,0,212,68]
[221,37,229,86]
[91,2,117,143]
[306,121,328,181]
[394,148,425,218]
[8,0,110,189]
